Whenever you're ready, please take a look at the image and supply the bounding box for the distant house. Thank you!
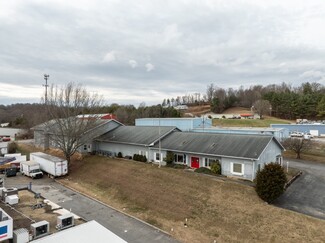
[76,113,117,120]
[0,123,9,128]
[174,105,188,110]
[94,126,180,159]
[33,119,123,153]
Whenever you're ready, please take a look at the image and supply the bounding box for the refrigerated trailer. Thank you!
[30,152,68,177]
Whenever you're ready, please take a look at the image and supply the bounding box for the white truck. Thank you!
[21,161,43,179]
[30,152,68,177]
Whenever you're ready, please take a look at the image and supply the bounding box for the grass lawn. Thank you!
[213,116,291,127]
[59,156,325,243]
[17,143,325,243]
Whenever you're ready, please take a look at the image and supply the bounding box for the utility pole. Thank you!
[43,74,49,104]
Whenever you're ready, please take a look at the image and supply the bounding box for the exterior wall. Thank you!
[258,140,283,166]
[271,124,325,136]
[135,118,211,131]
[34,130,46,148]
[191,128,289,141]
[220,157,254,180]
[78,121,122,153]
[0,128,26,140]
[95,142,150,158]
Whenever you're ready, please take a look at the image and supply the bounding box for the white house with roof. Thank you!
[95,127,284,181]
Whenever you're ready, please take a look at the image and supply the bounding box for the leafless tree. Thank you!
[282,138,313,159]
[206,83,214,102]
[253,99,271,119]
[44,82,103,165]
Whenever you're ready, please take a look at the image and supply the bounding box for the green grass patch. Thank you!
[212,117,291,127]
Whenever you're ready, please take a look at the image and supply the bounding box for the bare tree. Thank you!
[44,82,103,165]
[253,99,271,119]
[282,138,312,159]
[206,83,214,102]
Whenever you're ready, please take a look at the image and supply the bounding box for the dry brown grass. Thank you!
[58,156,325,243]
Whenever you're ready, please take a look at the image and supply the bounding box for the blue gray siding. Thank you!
[135,118,211,131]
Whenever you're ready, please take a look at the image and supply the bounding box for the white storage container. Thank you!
[5,194,19,205]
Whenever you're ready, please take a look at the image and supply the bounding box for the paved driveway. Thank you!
[274,159,325,220]
[4,175,179,243]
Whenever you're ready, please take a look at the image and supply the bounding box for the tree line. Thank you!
[164,82,325,119]
[0,101,180,129]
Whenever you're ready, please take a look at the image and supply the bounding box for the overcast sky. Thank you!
[1,0,325,106]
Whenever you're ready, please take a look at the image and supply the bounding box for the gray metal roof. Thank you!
[96,126,179,146]
[32,119,120,134]
[153,132,283,159]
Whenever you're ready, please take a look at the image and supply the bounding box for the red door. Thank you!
[191,157,200,168]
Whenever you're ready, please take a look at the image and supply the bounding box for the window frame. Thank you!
[204,158,217,168]
[154,152,161,162]
[231,162,244,176]
[174,153,185,164]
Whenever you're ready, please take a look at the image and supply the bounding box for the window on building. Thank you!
[204,158,217,167]
[276,156,282,165]
[139,150,146,156]
[231,163,244,175]
[174,154,185,163]
[83,144,87,151]
[154,152,161,162]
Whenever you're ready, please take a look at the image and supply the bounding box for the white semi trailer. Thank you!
[30,152,68,177]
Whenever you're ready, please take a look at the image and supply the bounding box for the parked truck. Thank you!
[30,152,68,177]
[21,161,43,179]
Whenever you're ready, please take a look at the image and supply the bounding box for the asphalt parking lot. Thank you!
[274,159,325,220]
[4,174,179,243]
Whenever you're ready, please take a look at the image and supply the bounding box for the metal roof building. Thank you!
[192,127,289,141]
[33,220,127,243]
[271,124,325,136]
[153,132,282,160]
[135,118,212,131]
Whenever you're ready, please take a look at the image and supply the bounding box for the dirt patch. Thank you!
[58,156,325,243]
[222,107,252,114]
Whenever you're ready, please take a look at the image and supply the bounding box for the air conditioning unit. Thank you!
[31,221,49,239]
[13,228,29,243]
[2,187,18,200]
[56,213,74,230]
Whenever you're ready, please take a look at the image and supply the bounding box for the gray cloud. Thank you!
[1,0,325,105]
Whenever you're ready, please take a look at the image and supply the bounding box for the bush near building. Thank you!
[255,162,287,203]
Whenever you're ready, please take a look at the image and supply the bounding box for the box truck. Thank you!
[21,161,43,179]
[30,152,68,177]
